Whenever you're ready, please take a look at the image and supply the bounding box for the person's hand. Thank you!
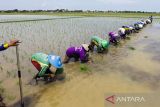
[88,60,92,64]
[87,57,94,64]
[8,39,21,47]
[49,74,55,78]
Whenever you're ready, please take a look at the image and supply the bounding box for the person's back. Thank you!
[31,53,50,77]
[66,46,84,59]
[134,23,140,30]
[91,36,102,46]
[31,53,64,82]
[135,22,143,29]
[65,45,89,63]
[91,36,109,52]
[109,32,120,45]
[109,32,116,39]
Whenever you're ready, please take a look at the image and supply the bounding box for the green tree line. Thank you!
[0,9,159,13]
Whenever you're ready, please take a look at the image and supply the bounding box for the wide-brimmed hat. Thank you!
[138,24,143,28]
[146,19,151,23]
[48,54,63,68]
[82,44,89,51]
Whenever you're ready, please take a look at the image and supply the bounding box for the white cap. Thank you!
[118,28,125,34]
[139,24,143,28]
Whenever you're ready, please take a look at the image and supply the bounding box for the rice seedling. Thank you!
[0,85,5,95]
[0,81,3,84]
[5,94,16,101]
[128,46,136,50]
[6,71,11,78]
[126,36,131,40]
[28,69,32,74]
[21,55,25,60]
[15,80,19,86]
[0,66,3,72]
[79,64,91,73]
[144,36,148,38]
[13,73,17,78]
[10,59,14,63]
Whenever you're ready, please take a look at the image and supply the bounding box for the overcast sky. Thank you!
[0,0,159,12]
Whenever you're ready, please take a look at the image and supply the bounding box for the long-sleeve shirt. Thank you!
[66,46,88,62]
[109,32,120,43]
[91,36,109,52]
[0,44,8,51]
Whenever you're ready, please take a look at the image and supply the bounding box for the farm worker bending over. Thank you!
[118,28,126,39]
[135,22,143,29]
[63,44,91,63]
[122,27,132,35]
[123,25,138,33]
[108,32,120,45]
[90,36,109,53]
[0,39,20,51]
[141,20,147,26]
[31,53,65,82]
[122,26,135,34]
[146,19,151,24]
[138,22,145,27]
[134,23,141,30]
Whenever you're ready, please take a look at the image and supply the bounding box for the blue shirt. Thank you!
[0,44,6,51]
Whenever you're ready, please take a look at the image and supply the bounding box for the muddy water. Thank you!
[0,16,139,103]
[0,16,160,106]
[23,22,160,107]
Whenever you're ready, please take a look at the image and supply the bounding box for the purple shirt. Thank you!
[66,46,88,62]
[109,32,116,39]
[109,32,119,40]
[109,32,120,43]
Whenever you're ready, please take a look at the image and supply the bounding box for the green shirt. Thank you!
[91,36,109,52]
[31,53,64,76]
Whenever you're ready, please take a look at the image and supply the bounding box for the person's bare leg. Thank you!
[63,55,69,63]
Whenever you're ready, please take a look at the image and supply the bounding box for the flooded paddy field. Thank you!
[0,15,160,107]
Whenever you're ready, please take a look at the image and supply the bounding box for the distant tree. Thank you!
[74,10,83,12]
[21,10,28,13]
[13,9,19,12]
